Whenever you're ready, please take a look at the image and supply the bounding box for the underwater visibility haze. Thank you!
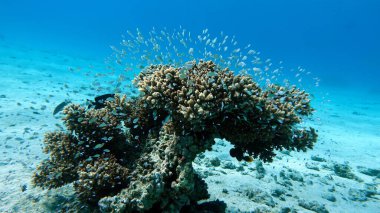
[0,0,379,212]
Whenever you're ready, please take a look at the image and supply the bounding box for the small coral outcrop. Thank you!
[33,60,317,212]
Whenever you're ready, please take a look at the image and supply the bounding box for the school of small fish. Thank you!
[86,27,320,94]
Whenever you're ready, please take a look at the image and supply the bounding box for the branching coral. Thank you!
[33,60,317,212]
[75,155,129,204]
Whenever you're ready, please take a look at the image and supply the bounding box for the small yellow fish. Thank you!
[242,156,254,163]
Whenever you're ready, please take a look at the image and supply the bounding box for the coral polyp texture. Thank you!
[33,60,317,212]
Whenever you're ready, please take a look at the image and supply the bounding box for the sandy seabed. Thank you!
[0,41,379,213]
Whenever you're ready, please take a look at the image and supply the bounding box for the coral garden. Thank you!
[33,60,317,212]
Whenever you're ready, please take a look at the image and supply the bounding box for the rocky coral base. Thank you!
[17,140,380,213]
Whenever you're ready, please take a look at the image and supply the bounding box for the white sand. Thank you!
[0,41,379,212]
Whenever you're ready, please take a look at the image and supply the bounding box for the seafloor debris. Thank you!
[298,199,329,213]
[33,60,317,212]
[332,162,363,182]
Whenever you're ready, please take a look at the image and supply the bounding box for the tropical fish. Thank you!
[242,155,254,163]
[53,100,71,115]
[87,94,115,109]
[102,27,313,91]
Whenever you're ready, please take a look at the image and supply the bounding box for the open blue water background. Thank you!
[1,0,379,93]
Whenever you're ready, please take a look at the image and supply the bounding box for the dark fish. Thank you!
[88,94,115,109]
[53,100,71,115]
[229,148,244,161]
[21,184,27,192]
[230,148,254,162]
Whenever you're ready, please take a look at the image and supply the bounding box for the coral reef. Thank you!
[33,60,317,212]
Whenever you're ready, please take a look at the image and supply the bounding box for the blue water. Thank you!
[0,1,379,212]
[2,0,380,90]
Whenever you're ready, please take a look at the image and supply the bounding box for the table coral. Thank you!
[33,60,317,212]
